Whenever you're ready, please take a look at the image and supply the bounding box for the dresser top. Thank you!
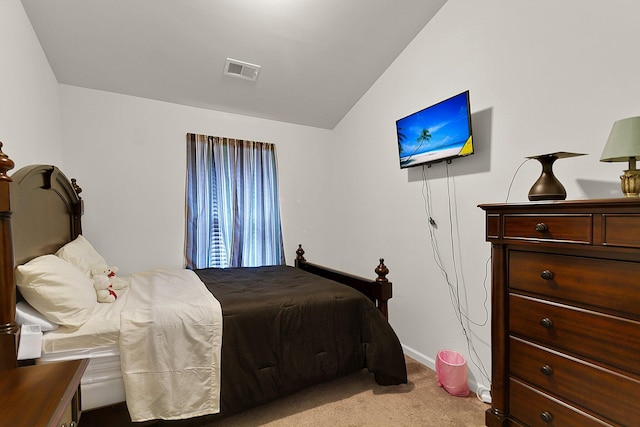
[479,197,640,212]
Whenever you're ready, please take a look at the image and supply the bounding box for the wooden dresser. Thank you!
[479,199,640,427]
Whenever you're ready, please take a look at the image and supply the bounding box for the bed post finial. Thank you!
[295,244,306,267]
[374,259,391,320]
[0,142,15,183]
[375,258,389,282]
[68,178,84,237]
[71,178,83,196]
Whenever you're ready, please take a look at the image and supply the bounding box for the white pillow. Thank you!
[16,301,59,332]
[55,235,108,276]
[16,255,97,328]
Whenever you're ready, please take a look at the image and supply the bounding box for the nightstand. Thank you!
[0,358,89,427]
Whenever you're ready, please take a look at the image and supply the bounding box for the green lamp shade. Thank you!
[600,116,640,162]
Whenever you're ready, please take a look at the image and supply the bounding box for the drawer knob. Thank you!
[540,318,553,328]
[540,269,554,280]
[540,365,554,376]
[540,411,554,423]
[535,223,548,232]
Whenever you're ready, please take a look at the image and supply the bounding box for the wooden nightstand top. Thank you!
[0,358,89,427]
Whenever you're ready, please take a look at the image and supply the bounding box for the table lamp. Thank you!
[600,116,640,197]
[527,152,586,201]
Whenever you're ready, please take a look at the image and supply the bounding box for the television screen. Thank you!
[396,91,473,169]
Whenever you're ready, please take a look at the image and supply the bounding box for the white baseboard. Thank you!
[401,344,436,369]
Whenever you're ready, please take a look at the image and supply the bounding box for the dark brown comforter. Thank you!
[195,265,407,416]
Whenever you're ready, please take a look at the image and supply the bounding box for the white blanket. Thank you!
[119,269,222,422]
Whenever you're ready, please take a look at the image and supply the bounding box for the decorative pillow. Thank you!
[16,255,97,328]
[55,235,108,276]
[16,301,59,331]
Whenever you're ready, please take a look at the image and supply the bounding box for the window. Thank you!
[185,133,285,268]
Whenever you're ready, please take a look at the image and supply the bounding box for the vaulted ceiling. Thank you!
[21,0,446,129]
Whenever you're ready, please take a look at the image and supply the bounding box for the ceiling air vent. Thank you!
[224,58,261,82]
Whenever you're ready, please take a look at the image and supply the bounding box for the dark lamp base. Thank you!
[527,152,586,201]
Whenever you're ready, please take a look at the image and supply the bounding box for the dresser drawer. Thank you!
[509,337,640,426]
[509,377,613,427]
[509,250,640,317]
[503,214,592,243]
[509,294,640,374]
[603,214,640,248]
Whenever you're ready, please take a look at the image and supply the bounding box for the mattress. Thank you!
[40,285,129,410]
[38,345,125,410]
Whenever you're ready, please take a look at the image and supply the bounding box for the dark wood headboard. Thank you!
[11,164,83,266]
[0,143,83,370]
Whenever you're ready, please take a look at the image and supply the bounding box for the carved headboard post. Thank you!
[0,143,17,370]
[374,258,392,320]
[71,178,84,236]
[294,244,306,267]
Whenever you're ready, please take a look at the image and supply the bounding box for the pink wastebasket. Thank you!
[436,350,470,396]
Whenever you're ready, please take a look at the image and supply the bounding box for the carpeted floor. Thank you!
[80,356,488,427]
[205,356,488,426]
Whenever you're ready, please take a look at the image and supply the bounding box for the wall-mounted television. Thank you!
[396,91,473,169]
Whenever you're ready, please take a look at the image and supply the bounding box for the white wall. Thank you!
[0,0,63,169]
[327,0,640,393]
[59,85,334,275]
[8,0,640,398]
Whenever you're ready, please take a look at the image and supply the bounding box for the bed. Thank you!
[0,143,407,423]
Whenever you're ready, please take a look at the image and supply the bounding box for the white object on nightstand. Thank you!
[17,324,42,360]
